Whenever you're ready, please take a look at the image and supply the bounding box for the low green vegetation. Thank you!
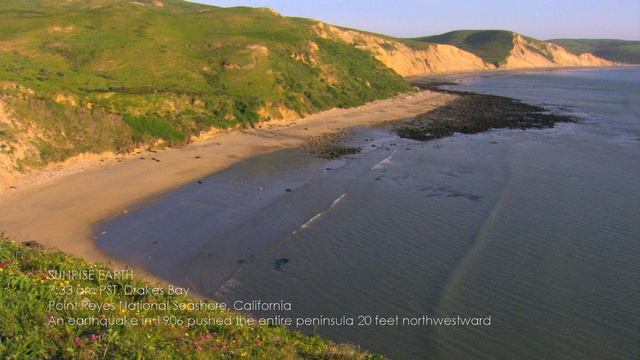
[0,1,629,173]
[414,30,516,65]
[549,39,640,64]
[0,235,380,359]
[0,0,410,170]
[123,114,187,144]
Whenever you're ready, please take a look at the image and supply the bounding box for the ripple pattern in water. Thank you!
[98,68,640,359]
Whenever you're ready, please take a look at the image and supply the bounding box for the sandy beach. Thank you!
[0,90,455,269]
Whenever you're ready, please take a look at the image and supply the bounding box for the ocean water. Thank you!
[97,67,640,359]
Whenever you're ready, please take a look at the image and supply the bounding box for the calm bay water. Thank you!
[98,68,640,359]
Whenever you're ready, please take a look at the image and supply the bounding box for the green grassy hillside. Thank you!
[0,0,410,169]
[549,39,640,64]
[414,30,516,65]
[0,235,380,359]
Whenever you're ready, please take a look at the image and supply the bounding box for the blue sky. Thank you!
[192,0,640,40]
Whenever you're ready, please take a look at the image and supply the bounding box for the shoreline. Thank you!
[0,91,424,197]
[405,64,634,83]
[0,65,626,196]
[1,65,629,193]
[0,90,457,273]
[0,77,580,280]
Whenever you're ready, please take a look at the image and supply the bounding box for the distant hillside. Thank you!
[322,27,613,79]
[0,1,619,178]
[414,30,614,68]
[415,30,515,65]
[549,39,640,64]
[315,24,495,77]
[0,0,410,176]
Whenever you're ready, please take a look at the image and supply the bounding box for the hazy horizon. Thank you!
[191,0,640,41]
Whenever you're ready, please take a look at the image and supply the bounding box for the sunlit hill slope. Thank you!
[0,1,616,180]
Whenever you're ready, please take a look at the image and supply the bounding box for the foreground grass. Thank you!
[0,236,380,359]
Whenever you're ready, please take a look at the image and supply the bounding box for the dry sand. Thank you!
[0,90,456,270]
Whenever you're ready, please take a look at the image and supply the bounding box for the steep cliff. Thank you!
[503,34,614,69]
[316,24,495,77]
[416,30,615,71]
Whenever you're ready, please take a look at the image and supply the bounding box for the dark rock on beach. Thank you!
[395,84,575,141]
[302,130,361,160]
[274,258,289,271]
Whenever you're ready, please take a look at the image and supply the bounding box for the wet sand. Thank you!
[0,90,455,270]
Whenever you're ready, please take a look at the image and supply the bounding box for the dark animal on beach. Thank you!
[23,241,45,249]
